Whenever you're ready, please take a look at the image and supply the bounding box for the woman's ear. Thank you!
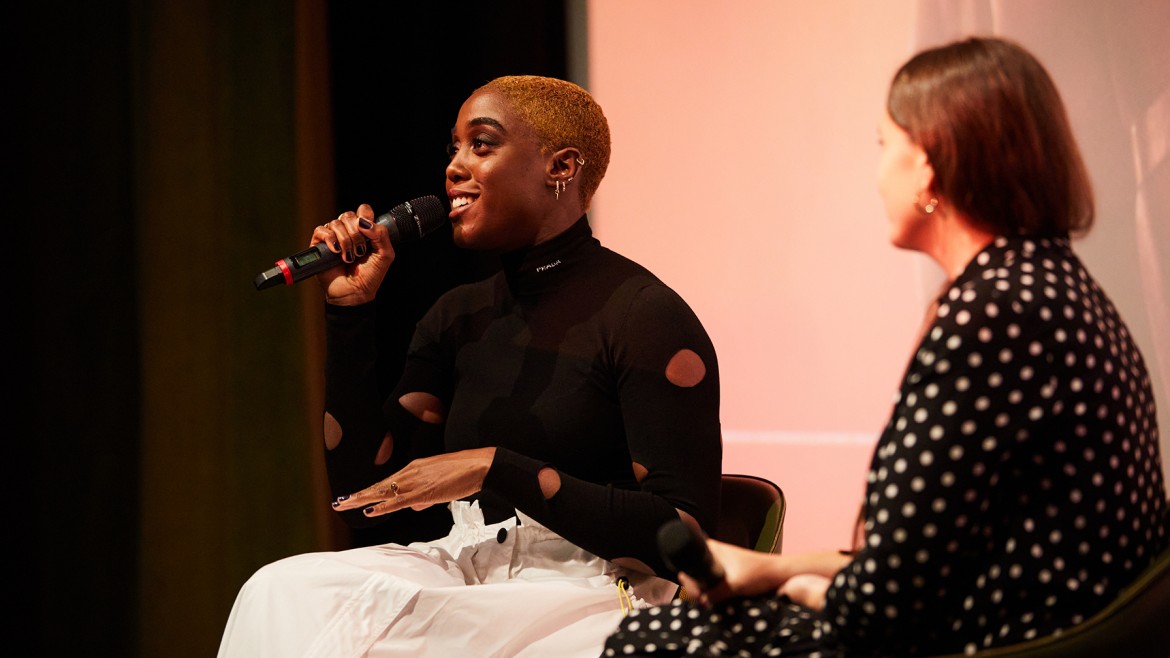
[546,147,584,181]
[916,151,936,197]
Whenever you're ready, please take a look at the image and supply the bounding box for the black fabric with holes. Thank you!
[323,215,722,576]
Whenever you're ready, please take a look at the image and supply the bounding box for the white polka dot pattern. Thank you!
[602,237,1166,657]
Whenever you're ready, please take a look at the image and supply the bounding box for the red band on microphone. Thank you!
[277,260,293,286]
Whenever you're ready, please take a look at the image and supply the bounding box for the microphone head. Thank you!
[657,519,724,588]
[380,195,448,245]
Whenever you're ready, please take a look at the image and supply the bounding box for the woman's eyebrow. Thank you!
[454,116,507,134]
[446,117,503,141]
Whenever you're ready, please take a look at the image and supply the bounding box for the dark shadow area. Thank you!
[14,2,140,656]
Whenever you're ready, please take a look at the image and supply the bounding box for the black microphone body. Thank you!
[254,195,447,291]
[657,518,726,589]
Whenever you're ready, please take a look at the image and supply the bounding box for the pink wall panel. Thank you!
[723,439,874,554]
[586,0,923,554]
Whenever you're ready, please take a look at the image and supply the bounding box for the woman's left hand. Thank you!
[332,447,497,517]
[778,574,831,610]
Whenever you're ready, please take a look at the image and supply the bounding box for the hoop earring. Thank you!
[576,157,586,165]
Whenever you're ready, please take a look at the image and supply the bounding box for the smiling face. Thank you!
[876,111,934,253]
[445,89,553,251]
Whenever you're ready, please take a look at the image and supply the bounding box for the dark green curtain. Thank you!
[132,1,337,656]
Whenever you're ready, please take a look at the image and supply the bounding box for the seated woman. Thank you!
[218,76,723,658]
[604,36,1167,657]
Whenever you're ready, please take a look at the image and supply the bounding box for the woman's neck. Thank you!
[925,209,996,283]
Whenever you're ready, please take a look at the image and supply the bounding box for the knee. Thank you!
[235,553,319,601]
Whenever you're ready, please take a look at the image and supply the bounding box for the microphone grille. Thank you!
[405,195,447,232]
[382,195,448,244]
[657,519,700,573]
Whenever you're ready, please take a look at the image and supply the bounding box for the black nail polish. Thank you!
[356,244,366,257]
[359,218,372,229]
[363,506,375,515]
[336,495,349,502]
[333,241,340,250]
[331,500,340,508]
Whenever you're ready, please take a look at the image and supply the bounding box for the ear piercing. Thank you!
[554,176,576,200]
[915,193,939,214]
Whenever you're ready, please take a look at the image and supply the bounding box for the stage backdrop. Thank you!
[585,0,1170,554]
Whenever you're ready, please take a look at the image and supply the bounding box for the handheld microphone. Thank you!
[253,195,448,291]
[657,518,726,589]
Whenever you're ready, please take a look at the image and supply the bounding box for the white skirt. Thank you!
[218,501,677,658]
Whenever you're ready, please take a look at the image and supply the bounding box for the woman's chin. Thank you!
[451,225,470,248]
[451,223,480,250]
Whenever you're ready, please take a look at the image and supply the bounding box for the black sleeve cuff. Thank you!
[482,447,553,515]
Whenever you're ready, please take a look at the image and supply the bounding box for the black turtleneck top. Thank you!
[322,215,722,575]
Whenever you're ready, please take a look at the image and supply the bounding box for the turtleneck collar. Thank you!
[499,215,599,300]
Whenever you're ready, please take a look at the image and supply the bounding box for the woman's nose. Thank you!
[446,150,467,181]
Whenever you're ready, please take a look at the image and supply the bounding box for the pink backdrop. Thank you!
[585,0,1170,554]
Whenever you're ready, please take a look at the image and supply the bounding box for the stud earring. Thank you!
[915,193,939,214]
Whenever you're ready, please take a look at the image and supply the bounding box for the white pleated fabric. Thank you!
[218,501,676,658]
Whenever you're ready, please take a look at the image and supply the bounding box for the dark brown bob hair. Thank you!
[888,37,1094,237]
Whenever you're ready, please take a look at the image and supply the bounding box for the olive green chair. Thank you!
[715,473,786,554]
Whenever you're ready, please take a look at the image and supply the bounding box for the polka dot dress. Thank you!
[603,237,1166,657]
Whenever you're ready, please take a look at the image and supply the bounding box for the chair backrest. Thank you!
[715,473,786,554]
[928,541,1170,658]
